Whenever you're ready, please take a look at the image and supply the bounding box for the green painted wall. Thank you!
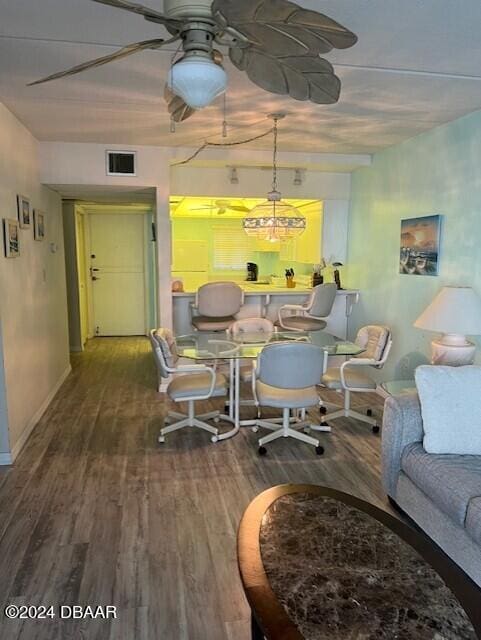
[346,108,481,380]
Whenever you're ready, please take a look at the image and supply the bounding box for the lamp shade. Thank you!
[168,56,227,109]
[414,286,481,335]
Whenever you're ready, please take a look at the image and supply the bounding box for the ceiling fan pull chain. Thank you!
[272,117,278,193]
[222,92,228,138]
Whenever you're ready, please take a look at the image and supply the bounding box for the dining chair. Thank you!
[191,281,244,331]
[225,317,275,418]
[150,328,228,443]
[275,283,337,332]
[252,341,327,455]
[318,325,392,433]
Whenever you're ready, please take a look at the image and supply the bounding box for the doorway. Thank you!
[63,201,157,348]
[89,213,148,336]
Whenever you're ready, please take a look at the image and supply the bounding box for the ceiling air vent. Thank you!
[106,150,137,176]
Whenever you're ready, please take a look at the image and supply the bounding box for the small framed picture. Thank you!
[17,195,31,228]
[33,210,46,241]
[3,218,20,258]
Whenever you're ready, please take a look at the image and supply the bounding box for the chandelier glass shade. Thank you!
[242,115,305,242]
[243,191,306,242]
[168,55,227,109]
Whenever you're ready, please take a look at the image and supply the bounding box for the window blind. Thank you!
[212,223,250,271]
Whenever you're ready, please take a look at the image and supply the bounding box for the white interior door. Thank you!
[90,213,146,336]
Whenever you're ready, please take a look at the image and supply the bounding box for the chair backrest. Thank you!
[257,342,324,389]
[306,283,337,318]
[355,325,392,367]
[229,317,274,337]
[197,281,243,317]
[149,328,178,378]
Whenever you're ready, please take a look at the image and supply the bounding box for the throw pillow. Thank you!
[415,365,481,455]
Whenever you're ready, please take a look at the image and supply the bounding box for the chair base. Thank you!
[323,406,378,428]
[159,405,229,443]
[254,408,328,451]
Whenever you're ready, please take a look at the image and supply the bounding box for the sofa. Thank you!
[382,391,481,587]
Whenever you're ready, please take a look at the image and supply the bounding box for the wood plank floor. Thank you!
[0,337,389,640]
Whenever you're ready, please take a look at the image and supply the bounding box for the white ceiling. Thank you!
[1,0,481,154]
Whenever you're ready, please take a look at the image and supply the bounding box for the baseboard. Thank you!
[9,364,72,463]
[0,452,13,466]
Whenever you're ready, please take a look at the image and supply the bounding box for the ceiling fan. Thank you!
[190,199,251,214]
[29,0,357,123]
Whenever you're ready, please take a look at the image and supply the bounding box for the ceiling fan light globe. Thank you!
[168,57,227,109]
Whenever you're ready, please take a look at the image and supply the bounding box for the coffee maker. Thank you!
[246,262,258,281]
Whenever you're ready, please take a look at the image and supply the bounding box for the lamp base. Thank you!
[431,335,476,366]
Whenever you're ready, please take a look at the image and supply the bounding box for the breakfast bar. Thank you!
[172,285,359,338]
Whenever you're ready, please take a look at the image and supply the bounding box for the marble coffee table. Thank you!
[237,485,481,640]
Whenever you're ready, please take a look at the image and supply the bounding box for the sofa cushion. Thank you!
[465,497,481,546]
[401,442,481,527]
[415,365,481,454]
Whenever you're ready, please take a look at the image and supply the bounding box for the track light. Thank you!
[293,168,303,186]
[229,167,239,185]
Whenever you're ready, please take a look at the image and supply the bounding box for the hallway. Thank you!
[0,337,386,640]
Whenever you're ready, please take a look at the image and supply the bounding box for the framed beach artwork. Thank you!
[17,194,31,228]
[33,210,46,241]
[3,218,20,258]
[399,215,441,276]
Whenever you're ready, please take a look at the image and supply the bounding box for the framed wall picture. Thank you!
[3,218,20,258]
[17,194,31,228]
[33,210,46,241]
[399,214,442,276]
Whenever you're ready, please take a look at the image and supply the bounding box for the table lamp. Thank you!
[414,286,481,365]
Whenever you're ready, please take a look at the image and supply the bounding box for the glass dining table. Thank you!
[175,330,364,441]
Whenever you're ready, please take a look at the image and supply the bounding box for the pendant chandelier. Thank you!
[242,114,306,242]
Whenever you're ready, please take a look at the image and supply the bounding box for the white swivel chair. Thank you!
[318,325,392,433]
[252,341,327,456]
[150,328,228,443]
[275,283,337,332]
[229,316,275,385]
[191,281,244,331]
[226,317,275,416]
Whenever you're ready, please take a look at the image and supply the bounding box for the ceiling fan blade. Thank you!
[91,0,179,27]
[230,49,340,104]
[212,0,357,57]
[28,37,178,86]
[164,85,196,123]
[226,205,250,212]
[295,201,320,209]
